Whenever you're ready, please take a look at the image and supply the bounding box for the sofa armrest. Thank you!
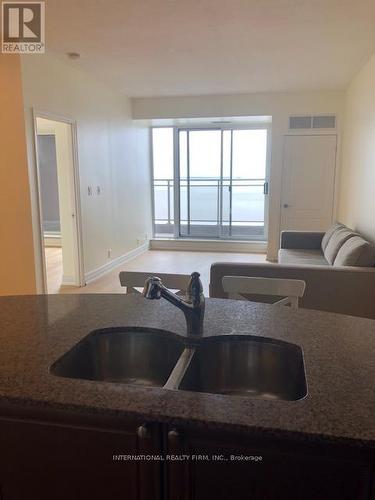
[280,231,325,250]
[209,262,375,319]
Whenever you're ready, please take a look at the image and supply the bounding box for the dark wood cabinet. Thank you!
[0,414,162,500]
[164,426,373,500]
[0,413,373,500]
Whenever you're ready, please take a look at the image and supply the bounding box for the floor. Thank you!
[45,247,64,294]
[44,247,267,295]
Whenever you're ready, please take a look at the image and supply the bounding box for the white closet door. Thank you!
[281,135,337,231]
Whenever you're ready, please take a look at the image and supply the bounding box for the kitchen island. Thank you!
[0,294,374,499]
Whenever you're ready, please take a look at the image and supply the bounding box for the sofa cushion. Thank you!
[334,236,375,267]
[321,222,344,252]
[278,249,329,266]
[323,227,356,264]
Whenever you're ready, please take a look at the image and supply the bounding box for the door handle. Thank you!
[168,428,180,446]
[263,181,269,195]
[137,423,150,440]
[283,204,290,208]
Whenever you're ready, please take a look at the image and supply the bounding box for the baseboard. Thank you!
[44,232,62,247]
[61,275,78,286]
[150,238,267,254]
[44,236,62,247]
[85,241,150,284]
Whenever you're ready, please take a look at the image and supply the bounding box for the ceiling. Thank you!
[41,0,375,97]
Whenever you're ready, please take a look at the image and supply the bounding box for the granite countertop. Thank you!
[0,294,374,450]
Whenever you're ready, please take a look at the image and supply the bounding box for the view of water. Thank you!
[154,182,265,225]
[152,129,268,240]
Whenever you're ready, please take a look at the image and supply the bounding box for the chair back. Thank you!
[222,276,306,309]
[119,271,190,296]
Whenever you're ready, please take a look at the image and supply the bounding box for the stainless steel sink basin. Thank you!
[51,329,307,401]
[179,336,307,401]
[50,327,185,387]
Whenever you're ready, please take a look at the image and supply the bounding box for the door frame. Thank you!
[279,132,338,233]
[173,124,271,241]
[32,109,85,293]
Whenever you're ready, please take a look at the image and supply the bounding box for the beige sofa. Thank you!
[209,223,375,319]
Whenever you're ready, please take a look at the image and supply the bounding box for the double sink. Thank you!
[51,327,307,401]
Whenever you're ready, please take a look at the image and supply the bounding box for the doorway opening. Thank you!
[35,115,83,293]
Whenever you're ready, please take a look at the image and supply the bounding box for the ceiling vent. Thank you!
[289,115,336,130]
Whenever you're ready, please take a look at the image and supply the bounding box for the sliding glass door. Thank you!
[177,127,269,240]
[179,129,222,238]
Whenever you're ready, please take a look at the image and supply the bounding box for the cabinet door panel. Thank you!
[0,419,139,500]
[166,431,372,500]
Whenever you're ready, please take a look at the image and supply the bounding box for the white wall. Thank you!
[338,53,375,243]
[21,55,152,291]
[132,91,345,260]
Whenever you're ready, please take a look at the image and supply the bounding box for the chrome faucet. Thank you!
[143,272,205,338]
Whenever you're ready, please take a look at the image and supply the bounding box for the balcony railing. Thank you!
[153,177,266,238]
